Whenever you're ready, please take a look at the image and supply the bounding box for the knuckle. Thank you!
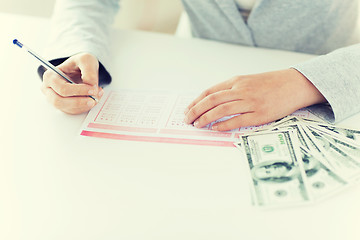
[251,96,264,106]
[43,69,53,78]
[77,53,89,60]
[202,89,211,97]
[78,53,97,64]
[42,70,50,80]
[207,94,217,103]
[80,53,92,59]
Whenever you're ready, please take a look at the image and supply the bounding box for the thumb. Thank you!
[75,53,100,87]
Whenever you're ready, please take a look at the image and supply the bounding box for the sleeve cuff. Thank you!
[292,44,360,123]
[37,57,112,87]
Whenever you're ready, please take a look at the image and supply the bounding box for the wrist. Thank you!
[288,68,327,109]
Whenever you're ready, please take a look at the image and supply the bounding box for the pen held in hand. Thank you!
[12,39,98,103]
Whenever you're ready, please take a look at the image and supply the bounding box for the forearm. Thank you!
[44,0,120,77]
[293,43,360,122]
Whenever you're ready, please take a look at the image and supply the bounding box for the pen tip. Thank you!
[13,39,23,48]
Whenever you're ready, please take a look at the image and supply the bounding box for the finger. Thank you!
[43,70,97,97]
[42,87,97,114]
[211,112,266,132]
[192,100,253,129]
[184,89,242,124]
[185,79,234,113]
[74,54,99,86]
[57,53,99,92]
[98,87,104,98]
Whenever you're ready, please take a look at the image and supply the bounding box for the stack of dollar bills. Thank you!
[235,116,360,208]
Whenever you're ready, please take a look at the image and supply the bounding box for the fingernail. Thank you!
[99,89,104,97]
[194,121,200,128]
[87,100,95,107]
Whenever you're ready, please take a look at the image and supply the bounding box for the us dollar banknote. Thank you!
[239,130,310,207]
[235,117,360,208]
[302,126,360,182]
[307,126,360,162]
[299,146,348,201]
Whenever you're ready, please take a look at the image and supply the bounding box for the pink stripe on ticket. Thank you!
[87,123,157,133]
[159,129,232,138]
[80,130,234,147]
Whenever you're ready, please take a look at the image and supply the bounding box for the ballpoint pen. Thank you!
[12,39,98,102]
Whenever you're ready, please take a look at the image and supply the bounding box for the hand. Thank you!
[184,69,327,131]
[41,53,104,114]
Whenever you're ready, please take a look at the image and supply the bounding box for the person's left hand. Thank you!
[184,69,327,131]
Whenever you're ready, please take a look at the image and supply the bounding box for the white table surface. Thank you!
[1,13,360,240]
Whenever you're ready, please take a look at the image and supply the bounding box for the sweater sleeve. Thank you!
[292,43,360,123]
[41,0,120,84]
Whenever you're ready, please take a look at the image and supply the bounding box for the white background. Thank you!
[0,0,183,33]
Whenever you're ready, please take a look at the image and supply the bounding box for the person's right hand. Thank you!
[41,53,104,114]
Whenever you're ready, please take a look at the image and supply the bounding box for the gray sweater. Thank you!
[45,0,360,123]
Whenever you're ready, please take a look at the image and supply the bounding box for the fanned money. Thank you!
[239,130,310,207]
[235,116,359,208]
